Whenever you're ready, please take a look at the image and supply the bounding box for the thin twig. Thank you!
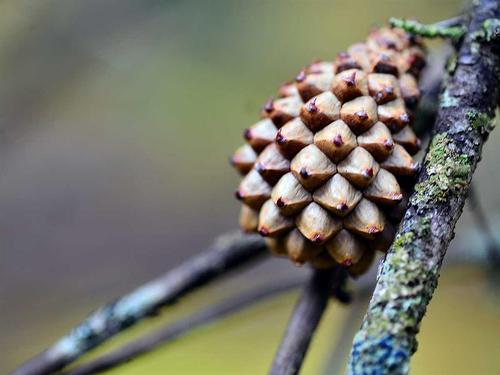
[390,17,466,40]
[11,232,268,375]
[269,266,347,375]
[348,1,500,374]
[62,278,303,375]
[434,16,466,29]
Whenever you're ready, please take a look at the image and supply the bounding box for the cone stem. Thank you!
[269,266,347,375]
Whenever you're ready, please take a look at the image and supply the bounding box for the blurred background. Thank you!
[1,1,499,374]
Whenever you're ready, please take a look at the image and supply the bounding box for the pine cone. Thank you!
[231,27,425,275]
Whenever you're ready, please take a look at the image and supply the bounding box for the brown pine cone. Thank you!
[231,26,425,276]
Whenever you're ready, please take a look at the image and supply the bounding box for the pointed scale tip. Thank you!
[338,202,349,212]
[276,131,286,145]
[243,128,252,140]
[343,71,357,87]
[312,233,323,244]
[296,70,306,82]
[258,227,270,237]
[333,134,344,147]
[342,259,353,267]
[306,99,318,113]
[384,139,394,150]
[263,98,274,113]
[399,113,410,124]
[300,168,310,179]
[368,225,381,234]
[356,111,368,121]
[276,197,286,208]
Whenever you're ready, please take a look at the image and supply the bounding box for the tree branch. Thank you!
[347,1,500,374]
[11,232,267,375]
[389,17,466,41]
[62,278,302,375]
[269,266,348,375]
[58,222,495,375]
[43,220,494,375]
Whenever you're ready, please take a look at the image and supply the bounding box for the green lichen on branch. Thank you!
[470,18,500,43]
[389,17,466,41]
[482,18,500,41]
[374,217,434,340]
[378,221,437,328]
[349,1,500,374]
[466,109,495,134]
[349,133,473,375]
[440,88,459,108]
[349,217,436,374]
[446,54,458,75]
[413,134,471,205]
[477,18,500,43]
[349,131,473,372]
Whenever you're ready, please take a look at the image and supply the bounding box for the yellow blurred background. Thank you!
[1,1,499,374]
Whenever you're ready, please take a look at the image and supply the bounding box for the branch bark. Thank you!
[269,266,348,375]
[347,1,500,374]
[62,278,302,375]
[11,232,267,375]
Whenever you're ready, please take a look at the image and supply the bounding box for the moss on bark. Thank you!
[348,1,500,374]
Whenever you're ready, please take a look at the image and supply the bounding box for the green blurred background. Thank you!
[1,1,499,374]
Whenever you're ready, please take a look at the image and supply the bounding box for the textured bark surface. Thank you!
[11,233,267,375]
[347,1,500,374]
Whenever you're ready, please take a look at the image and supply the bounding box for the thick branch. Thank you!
[63,278,302,375]
[11,232,267,375]
[348,1,500,374]
[269,266,347,375]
